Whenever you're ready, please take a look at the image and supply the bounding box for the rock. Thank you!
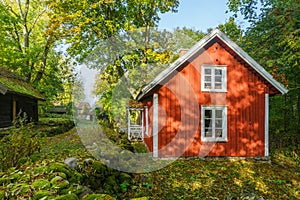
[76,186,94,199]
[33,166,49,175]
[68,172,83,184]
[103,176,119,194]
[92,161,107,177]
[241,193,257,200]
[49,162,73,178]
[84,158,94,165]
[57,172,67,179]
[119,173,132,184]
[82,193,116,200]
[32,190,50,200]
[60,185,93,198]
[32,179,51,190]
[50,176,69,190]
[54,193,78,200]
[64,158,78,170]
[11,183,31,197]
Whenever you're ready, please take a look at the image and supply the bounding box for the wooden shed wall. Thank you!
[0,94,13,127]
[0,93,38,128]
[142,40,271,157]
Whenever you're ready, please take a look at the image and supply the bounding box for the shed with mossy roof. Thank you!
[0,67,45,127]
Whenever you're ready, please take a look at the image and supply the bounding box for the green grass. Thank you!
[42,130,300,199]
[1,128,299,199]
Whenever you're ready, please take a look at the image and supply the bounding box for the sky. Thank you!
[158,0,247,31]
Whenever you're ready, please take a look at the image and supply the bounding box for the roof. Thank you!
[77,102,92,110]
[137,29,288,100]
[0,67,45,100]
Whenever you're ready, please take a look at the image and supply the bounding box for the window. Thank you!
[201,106,227,142]
[201,65,227,92]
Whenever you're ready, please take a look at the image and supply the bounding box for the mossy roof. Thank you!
[0,67,45,100]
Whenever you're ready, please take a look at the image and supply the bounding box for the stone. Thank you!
[49,162,73,177]
[119,173,132,184]
[64,158,78,170]
[50,176,69,190]
[54,193,78,200]
[32,179,51,190]
[84,158,94,165]
[82,193,116,200]
[32,190,50,200]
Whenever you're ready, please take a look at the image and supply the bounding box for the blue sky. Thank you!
[158,0,247,31]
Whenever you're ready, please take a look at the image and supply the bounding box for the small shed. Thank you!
[0,67,45,128]
[77,102,93,121]
[133,29,288,158]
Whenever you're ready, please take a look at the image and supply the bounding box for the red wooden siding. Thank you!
[142,40,276,157]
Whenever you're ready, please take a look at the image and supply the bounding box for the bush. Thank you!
[38,117,75,137]
[0,123,40,171]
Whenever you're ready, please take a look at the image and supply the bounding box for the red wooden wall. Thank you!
[141,39,278,157]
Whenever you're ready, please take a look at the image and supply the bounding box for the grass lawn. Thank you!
[42,129,300,199]
[1,128,299,199]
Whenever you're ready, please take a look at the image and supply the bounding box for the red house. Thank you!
[133,29,287,158]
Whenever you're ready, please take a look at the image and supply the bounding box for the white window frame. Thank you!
[201,64,227,92]
[201,105,228,142]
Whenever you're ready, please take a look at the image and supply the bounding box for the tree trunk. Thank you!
[33,35,53,85]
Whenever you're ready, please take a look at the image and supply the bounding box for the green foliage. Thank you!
[1,128,299,199]
[218,17,243,43]
[0,0,77,106]
[82,194,116,200]
[47,0,179,61]
[32,179,51,190]
[0,123,40,171]
[38,117,75,137]
[228,0,300,135]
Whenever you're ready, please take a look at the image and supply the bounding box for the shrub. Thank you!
[0,123,40,171]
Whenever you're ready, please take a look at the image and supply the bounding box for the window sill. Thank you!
[201,139,228,142]
[201,90,228,93]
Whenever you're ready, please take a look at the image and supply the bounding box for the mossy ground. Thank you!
[0,128,299,199]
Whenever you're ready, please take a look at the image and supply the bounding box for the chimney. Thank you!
[179,49,189,57]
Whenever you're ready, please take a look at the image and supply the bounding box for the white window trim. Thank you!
[201,64,227,92]
[265,94,269,157]
[201,105,228,142]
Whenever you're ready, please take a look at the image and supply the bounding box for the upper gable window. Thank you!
[201,65,227,92]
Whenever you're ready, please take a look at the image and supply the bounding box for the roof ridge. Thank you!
[137,29,287,100]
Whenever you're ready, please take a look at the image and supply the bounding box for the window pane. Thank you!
[205,119,212,128]
[215,129,223,137]
[216,110,222,118]
[205,68,211,75]
[205,110,212,118]
[215,76,222,82]
[215,69,222,75]
[204,83,211,89]
[215,119,222,128]
[205,76,211,81]
[215,83,222,89]
[205,129,212,137]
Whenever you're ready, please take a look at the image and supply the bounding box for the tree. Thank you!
[1,0,52,83]
[218,17,243,43]
[227,0,300,134]
[92,28,176,125]
[0,0,77,105]
[47,0,179,62]
[47,0,179,125]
